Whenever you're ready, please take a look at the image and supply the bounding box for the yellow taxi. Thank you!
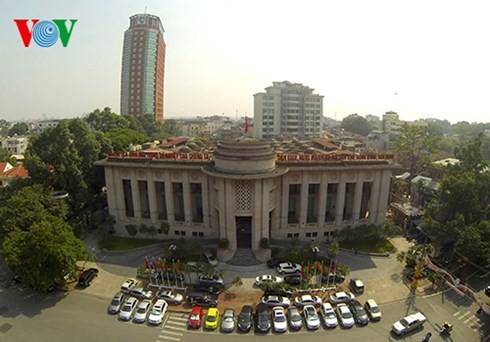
[205,308,220,330]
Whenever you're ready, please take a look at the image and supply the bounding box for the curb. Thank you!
[338,248,390,257]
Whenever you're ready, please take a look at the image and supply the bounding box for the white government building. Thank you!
[97,139,396,261]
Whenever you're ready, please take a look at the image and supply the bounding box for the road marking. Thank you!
[453,311,460,316]
[159,330,183,336]
[158,335,181,341]
[167,316,188,322]
[165,325,185,331]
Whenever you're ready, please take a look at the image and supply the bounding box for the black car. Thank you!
[78,268,99,287]
[256,304,271,332]
[485,285,490,297]
[284,274,302,285]
[186,293,218,307]
[192,283,223,295]
[266,257,288,268]
[264,288,293,299]
[237,305,254,332]
[349,300,369,325]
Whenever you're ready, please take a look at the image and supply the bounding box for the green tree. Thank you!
[392,124,437,175]
[8,122,28,136]
[0,119,11,136]
[341,114,372,136]
[326,240,340,260]
[105,128,149,151]
[162,119,181,137]
[2,215,88,291]
[85,107,130,132]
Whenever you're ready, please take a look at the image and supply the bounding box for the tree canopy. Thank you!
[8,122,28,136]
[341,114,372,136]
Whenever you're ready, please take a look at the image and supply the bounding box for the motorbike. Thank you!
[422,332,432,341]
[440,322,453,334]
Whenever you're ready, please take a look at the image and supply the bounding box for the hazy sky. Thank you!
[2,0,490,124]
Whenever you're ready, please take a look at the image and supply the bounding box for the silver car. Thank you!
[220,308,235,333]
[129,287,153,300]
[108,291,125,314]
[133,299,152,323]
[156,289,184,304]
[303,305,320,330]
[118,297,138,321]
[288,305,303,330]
[272,306,288,333]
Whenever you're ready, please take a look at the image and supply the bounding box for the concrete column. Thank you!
[130,170,141,219]
[352,175,364,223]
[317,172,328,227]
[164,172,175,224]
[224,179,236,249]
[369,170,382,224]
[281,178,289,228]
[183,172,192,224]
[335,173,346,226]
[147,170,158,225]
[376,170,392,224]
[299,173,308,228]
[201,175,210,228]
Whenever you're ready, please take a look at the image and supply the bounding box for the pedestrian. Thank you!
[354,248,358,255]
[422,332,432,341]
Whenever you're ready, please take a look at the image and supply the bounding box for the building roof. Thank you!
[432,158,459,166]
[0,162,28,178]
[411,175,439,191]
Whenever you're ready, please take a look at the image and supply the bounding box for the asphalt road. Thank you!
[0,283,486,342]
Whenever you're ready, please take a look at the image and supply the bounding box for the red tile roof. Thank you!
[0,163,29,178]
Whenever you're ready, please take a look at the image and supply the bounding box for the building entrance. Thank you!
[236,216,252,248]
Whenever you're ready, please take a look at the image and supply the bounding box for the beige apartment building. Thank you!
[97,139,396,261]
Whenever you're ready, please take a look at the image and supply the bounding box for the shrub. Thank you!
[160,221,170,235]
[260,238,269,249]
[125,224,138,236]
[218,238,229,250]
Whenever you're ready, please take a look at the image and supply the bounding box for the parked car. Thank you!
[220,308,235,333]
[320,302,338,328]
[198,274,224,286]
[188,306,204,329]
[256,304,271,332]
[133,299,152,323]
[255,274,283,287]
[120,278,137,293]
[263,288,293,299]
[237,305,254,332]
[322,272,346,284]
[284,274,302,285]
[276,262,301,275]
[350,278,365,294]
[108,291,126,314]
[261,294,290,308]
[186,293,218,307]
[294,294,322,307]
[267,257,288,268]
[156,289,184,304]
[118,297,138,321]
[349,300,369,325]
[129,287,153,300]
[78,268,99,287]
[303,305,320,330]
[191,283,223,295]
[287,305,303,331]
[272,306,288,333]
[202,251,218,266]
[336,303,355,328]
[205,307,220,330]
[364,299,382,321]
[148,299,168,325]
[329,291,355,304]
[392,312,427,335]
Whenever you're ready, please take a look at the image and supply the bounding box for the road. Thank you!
[0,283,485,342]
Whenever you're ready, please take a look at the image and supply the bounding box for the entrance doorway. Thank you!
[236,216,252,248]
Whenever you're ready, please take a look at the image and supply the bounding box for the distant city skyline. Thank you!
[2,0,490,124]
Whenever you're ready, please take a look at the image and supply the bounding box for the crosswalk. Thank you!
[453,310,481,332]
[156,312,188,342]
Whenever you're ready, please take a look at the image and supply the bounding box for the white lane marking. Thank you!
[165,325,186,331]
[167,316,188,322]
[159,330,183,336]
[158,335,181,341]
[453,311,460,316]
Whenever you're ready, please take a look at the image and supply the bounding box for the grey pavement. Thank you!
[81,232,415,306]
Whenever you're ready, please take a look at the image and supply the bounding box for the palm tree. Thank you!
[396,251,407,264]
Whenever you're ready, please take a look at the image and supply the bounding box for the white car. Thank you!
[148,299,168,325]
[276,262,301,274]
[202,251,218,266]
[272,306,288,333]
[392,312,427,335]
[156,289,184,304]
[108,292,126,314]
[129,287,153,300]
[336,303,355,328]
[364,299,382,321]
[120,278,137,293]
[320,302,338,328]
[133,299,152,323]
[261,295,290,308]
[303,305,320,330]
[329,291,355,304]
[294,294,322,307]
[118,297,138,321]
[255,274,283,287]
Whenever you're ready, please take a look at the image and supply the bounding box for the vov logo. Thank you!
[14,19,78,47]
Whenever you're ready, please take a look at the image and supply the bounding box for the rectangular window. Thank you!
[306,232,311,238]
[175,230,180,236]
[287,233,293,238]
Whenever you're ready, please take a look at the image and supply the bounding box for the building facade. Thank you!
[254,81,323,139]
[120,13,166,122]
[97,140,396,261]
[0,135,28,154]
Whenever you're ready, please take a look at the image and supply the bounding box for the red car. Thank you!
[188,306,203,328]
